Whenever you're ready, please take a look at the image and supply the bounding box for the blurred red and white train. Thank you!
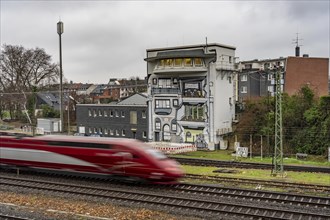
[0,133,184,182]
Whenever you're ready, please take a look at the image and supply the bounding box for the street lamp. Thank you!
[57,21,64,132]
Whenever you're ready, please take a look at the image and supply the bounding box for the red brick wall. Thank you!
[284,57,329,96]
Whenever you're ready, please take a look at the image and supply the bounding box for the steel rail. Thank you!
[1,176,329,220]
[174,157,330,173]
[184,173,330,194]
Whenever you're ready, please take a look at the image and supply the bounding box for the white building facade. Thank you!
[145,43,236,150]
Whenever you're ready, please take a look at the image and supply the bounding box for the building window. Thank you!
[241,74,247,81]
[229,97,232,105]
[163,124,171,141]
[110,110,114,117]
[121,111,125,118]
[155,118,161,130]
[268,74,273,81]
[115,130,119,136]
[229,56,232,63]
[122,130,126,136]
[98,109,102,116]
[241,86,247,93]
[143,131,147,138]
[104,128,108,135]
[267,86,274,93]
[88,127,92,133]
[228,76,232,84]
[104,110,108,117]
[173,99,179,107]
[130,111,137,124]
[110,129,114,135]
[88,109,92,117]
[152,78,157,85]
[171,123,177,131]
[165,59,173,67]
[158,60,165,68]
[174,58,183,67]
[115,110,119,117]
[184,58,193,67]
[158,79,172,88]
[194,58,203,67]
[142,110,146,119]
[155,99,170,108]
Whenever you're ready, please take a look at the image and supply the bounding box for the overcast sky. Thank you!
[1,1,329,84]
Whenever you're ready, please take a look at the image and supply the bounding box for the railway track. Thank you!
[1,175,329,219]
[174,157,330,173]
[184,174,330,194]
[0,214,30,220]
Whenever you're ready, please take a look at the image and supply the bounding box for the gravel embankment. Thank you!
[0,191,202,220]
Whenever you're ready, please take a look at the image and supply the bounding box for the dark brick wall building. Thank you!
[76,94,148,141]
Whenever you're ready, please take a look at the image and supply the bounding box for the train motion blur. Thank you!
[0,133,184,182]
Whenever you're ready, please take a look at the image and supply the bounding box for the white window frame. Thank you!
[241,74,247,82]
[241,86,247,93]
[142,110,146,119]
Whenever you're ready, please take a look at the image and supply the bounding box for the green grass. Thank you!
[182,165,330,186]
[174,150,330,167]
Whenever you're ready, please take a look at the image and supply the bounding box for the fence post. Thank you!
[250,134,252,159]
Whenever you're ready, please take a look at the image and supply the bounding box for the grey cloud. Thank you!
[1,1,329,83]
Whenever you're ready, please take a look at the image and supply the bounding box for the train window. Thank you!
[47,141,111,149]
[146,148,167,160]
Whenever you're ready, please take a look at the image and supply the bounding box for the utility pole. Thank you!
[271,66,284,176]
[57,21,64,132]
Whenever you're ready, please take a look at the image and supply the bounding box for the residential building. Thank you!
[236,56,329,101]
[145,43,236,150]
[76,93,148,141]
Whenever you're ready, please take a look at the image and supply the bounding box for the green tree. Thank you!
[0,45,58,122]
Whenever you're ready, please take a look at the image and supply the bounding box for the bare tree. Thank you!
[0,44,59,122]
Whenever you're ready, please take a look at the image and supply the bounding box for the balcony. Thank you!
[154,108,172,115]
[151,87,181,95]
[178,119,206,129]
[182,89,206,104]
[153,66,208,74]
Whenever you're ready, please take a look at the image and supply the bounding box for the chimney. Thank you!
[295,46,300,57]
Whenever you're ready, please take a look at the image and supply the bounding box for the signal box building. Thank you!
[145,43,236,150]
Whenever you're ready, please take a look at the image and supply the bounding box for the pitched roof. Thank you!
[117,93,147,105]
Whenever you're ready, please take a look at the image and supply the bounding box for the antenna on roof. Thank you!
[292,33,303,57]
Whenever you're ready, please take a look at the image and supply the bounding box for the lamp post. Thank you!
[57,21,64,132]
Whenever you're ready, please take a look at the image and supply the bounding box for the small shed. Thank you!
[37,118,61,133]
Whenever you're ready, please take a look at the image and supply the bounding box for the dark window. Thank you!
[47,141,111,149]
